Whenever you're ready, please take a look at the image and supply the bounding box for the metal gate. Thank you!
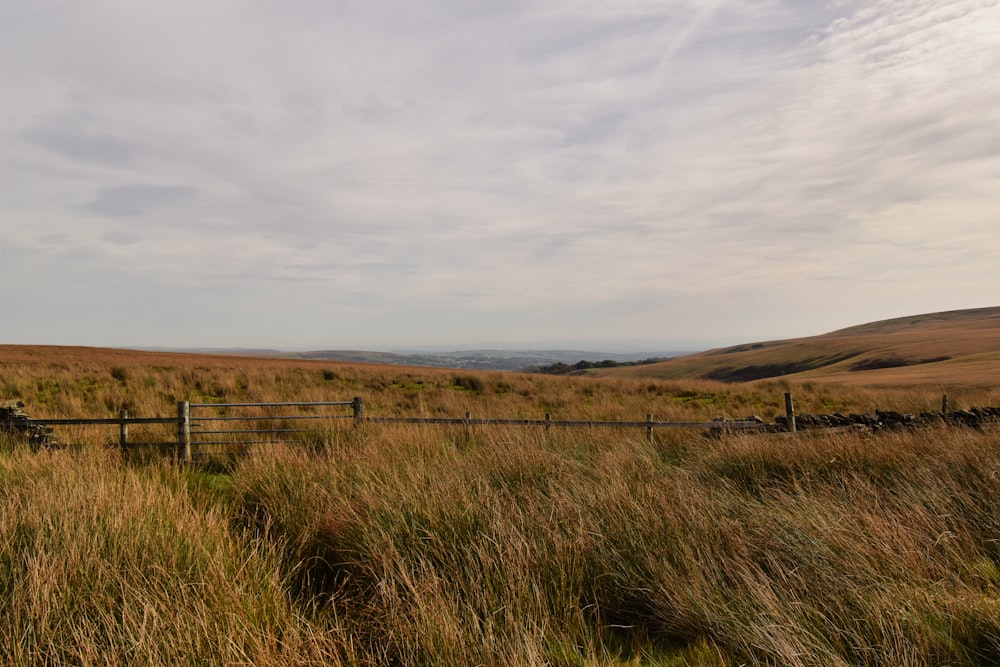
[187,399,360,459]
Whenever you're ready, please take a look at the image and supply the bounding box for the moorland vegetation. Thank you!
[1,341,1000,665]
[598,306,1000,386]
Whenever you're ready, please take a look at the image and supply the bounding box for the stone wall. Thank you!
[773,407,1000,432]
[0,400,55,448]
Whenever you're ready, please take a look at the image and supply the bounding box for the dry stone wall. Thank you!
[0,400,55,448]
[772,407,1000,432]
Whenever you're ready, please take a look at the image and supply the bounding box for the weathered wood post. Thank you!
[120,408,129,454]
[647,413,654,442]
[942,394,949,413]
[177,401,191,463]
[784,392,797,433]
[545,413,551,434]
[352,397,363,427]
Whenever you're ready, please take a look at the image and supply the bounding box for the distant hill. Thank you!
[596,307,1000,386]
[285,349,687,372]
[136,347,689,372]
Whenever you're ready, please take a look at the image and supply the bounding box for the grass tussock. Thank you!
[0,444,350,666]
[5,422,1000,664]
[229,425,1000,666]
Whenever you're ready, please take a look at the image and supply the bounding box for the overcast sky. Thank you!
[1,0,998,352]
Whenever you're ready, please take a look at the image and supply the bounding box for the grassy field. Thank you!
[3,343,997,425]
[2,344,1000,665]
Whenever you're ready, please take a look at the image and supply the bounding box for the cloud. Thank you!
[82,184,200,218]
[101,230,143,246]
[0,0,997,347]
[22,118,136,166]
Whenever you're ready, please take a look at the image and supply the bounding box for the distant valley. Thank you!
[136,347,691,372]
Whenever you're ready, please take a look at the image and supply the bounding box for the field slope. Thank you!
[599,306,1000,386]
[4,327,1000,664]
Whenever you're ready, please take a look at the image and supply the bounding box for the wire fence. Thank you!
[11,393,994,463]
[21,396,765,461]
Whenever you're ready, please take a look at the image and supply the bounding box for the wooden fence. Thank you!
[26,397,767,462]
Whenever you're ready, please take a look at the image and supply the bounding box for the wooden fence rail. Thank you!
[31,417,180,426]
[367,417,762,428]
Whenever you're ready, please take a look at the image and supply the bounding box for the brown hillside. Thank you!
[599,307,1000,386]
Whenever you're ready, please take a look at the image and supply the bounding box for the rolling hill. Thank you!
[596,307,1000,386]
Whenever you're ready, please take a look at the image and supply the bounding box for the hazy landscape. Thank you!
[132,306,1000,379]
[135,347,684,373]
[4,0,997,663]
[2,307,1000,665]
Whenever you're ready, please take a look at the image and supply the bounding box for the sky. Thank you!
[1,0,998,352]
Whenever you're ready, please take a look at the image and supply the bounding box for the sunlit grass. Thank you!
[3,346,1000,664]
[228,425,1000,665]
[0,444,351,666]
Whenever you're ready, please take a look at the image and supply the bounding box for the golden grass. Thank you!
[3,344,995,431]
[231,425,1000,665]
[0,446,351,666]
[3,345,1000,664]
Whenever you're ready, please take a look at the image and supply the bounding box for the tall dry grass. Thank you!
[232,424,1000,666]
[0,443,352,666]
[4,346,1000,664]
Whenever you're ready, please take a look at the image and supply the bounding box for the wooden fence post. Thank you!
[352,397,363,426]
[942,394,949,413]
[177,401,191,463]
[120,408,129,454]
[647,413,654,442]
[545,413,551,434]
[784,392,797,433]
